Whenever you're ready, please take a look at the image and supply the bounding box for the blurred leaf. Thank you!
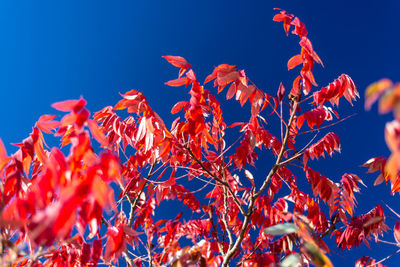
[264,223,298,236]
[302,242,333,267]
[280,253,301,267]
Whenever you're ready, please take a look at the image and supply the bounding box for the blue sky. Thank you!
[0,0,399,265]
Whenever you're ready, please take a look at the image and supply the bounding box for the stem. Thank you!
[280,101,284,142]
[128,161,156,227]
[222,186,234,250]
[209,206,225,256]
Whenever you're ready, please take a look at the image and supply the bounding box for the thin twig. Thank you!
[297,114,356,135]
[384,203,400,219]
[367,248,400,267]
[297,94,314,105]
[267,101,288,129]
[297,130,320,153]
[377,239,399,246]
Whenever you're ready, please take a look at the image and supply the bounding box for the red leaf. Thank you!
[305,167,339,211]
[80,243,91,266]
[87,119,109,147]
[277,82,285,102]
[299,36,323,66]
[290,17,308,37]
[298,106,336,129]
[290,75,301,99]
[226,82,236,100]
[92,239,102,265]
[336,205,388,250]
[205,64,237,86]
[236,84,255,106]
[36,114,60,134]
[303,132,340,165]
[273,9,294,36]
[104,225,126,263]
[394,221,400,243]
[313,74,358,107]
[163,55,192,78]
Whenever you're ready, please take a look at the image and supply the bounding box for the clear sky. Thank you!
[0,0,399,265]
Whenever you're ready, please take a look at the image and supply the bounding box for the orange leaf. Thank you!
[365,78,393,110]
[52,98,86,112]
[0,138,8,171]
[171,101,188,114]
[287,54,303,70]
[34,141,48,165]
[162,55,191,69]
[165,77,188,87]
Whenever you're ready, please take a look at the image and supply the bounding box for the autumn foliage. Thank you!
[0,8,397,267]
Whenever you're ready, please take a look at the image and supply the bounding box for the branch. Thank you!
[27,246,43,267]
[185,145,246,216]
[255,100,299,199]
[221,100,299,267]
[123,251,138,267]
[146,238,154,267]
[208,206,225,256]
